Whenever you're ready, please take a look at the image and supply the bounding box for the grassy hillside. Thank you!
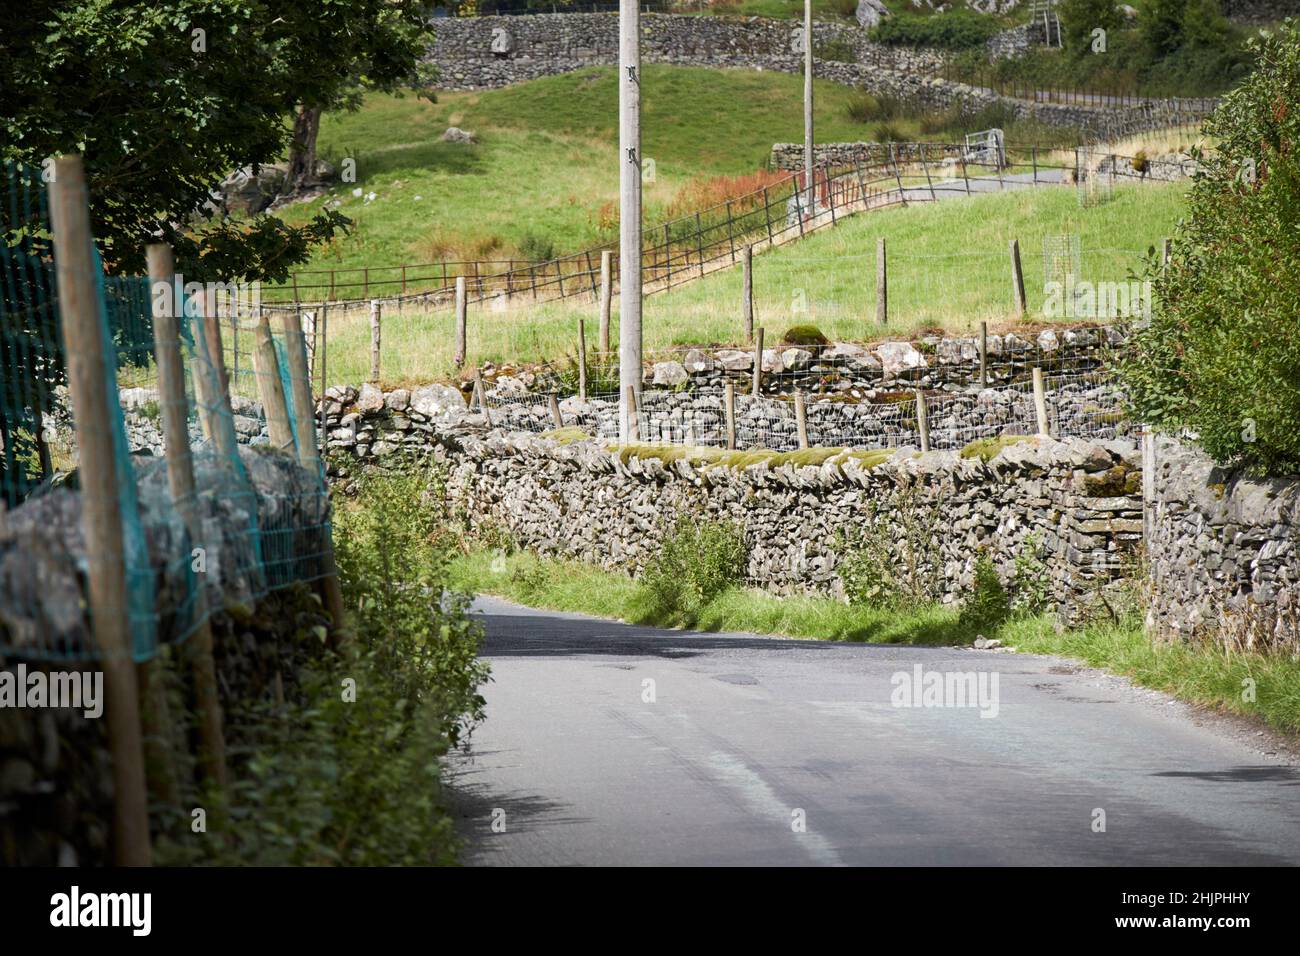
[274,64,1076,286]
[321,179,1188,387]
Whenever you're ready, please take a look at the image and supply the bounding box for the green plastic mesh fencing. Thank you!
[0,159,335,663]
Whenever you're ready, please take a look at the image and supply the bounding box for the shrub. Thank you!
[158,465,490,866]
[333,464,489,746]
[845,92,881,124]
[1058,0,1124,56]
[780,324,830,347]
[873,11,1000,51]
[838,490,943,609]
[872,121,907,144]
[517,231,556,263]
[958,554,1011,636]
[637,517,747,626]
[1121,23,1300,475]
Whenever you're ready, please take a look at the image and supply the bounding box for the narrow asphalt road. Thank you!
[447,596,1299,866]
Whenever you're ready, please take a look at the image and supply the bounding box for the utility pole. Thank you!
[804,0,814,214]
[619,0,642,444]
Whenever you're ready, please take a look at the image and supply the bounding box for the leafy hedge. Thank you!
[872,11,1000,51]
[1122,22,1300,475]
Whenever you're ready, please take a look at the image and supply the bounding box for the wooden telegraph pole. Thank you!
[50,155,152,866]
[804,0,815,216]
[619,0,642,445]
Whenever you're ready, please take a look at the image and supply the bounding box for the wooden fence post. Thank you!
[742,244,754,343]
[252,313,295,451]
[146,242,228,796]
[752,326,764,397]
[876,237,888,325]
[548,393,563,429]
[1162,237,1172,268]
[599,250,612,352]
[50,154,152,866]
[1009,238,1027,319]
[277,310,348,641]
[369,299,381,383]
[318,302,329,452]
[578,318,588,402]
[1032,366,1050,437]
[979,320,989,388]
[915,389,930,453]
[201,287,230,400]
[474,370,494,428]
[454,276,468,368]
[725,382,737,450]
[795,391,809,450]
[624,384,639,442]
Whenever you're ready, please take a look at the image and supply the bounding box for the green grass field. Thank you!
[272,63,1078,292]
[319,179,1187,387]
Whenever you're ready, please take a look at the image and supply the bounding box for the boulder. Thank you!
[716,349,752,371]
[652,361,689,387]
[355,383,384,413]
[781,348,813,371]
[441,127,477,144]
[873,341,927,377]
[856,0,891,28]
[410,383,466,422]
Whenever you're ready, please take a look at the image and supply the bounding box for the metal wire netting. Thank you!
[0,160,333,663]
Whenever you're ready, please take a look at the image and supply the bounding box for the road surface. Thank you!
[448,596,1299,866]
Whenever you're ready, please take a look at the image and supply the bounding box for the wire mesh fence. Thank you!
[477,343,1131,452]
[0,159,335,665]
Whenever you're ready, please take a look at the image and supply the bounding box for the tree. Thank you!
[1058,0,1124,56]
[277,1,438,196]
[0,1,434,282]
[1142,0,1189,58]
[1122,22,1300,474]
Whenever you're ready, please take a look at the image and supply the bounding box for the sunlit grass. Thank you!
[318,180,1187,387]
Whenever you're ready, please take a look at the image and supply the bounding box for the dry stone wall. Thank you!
[1145,435,1300,650]
[428,13,1216,137]
[430,429,1143,622]
[430,13,945,89]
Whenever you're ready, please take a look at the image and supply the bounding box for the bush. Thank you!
[872,121,907,144]
[837,490,943,609]
[517,231,556,263]
[637,517,747,626]
[1058,0,1123,55]
[1121,23,1300,475]
[873,11,1000,51]
[958,554,1011,636]
[780,324,830,347]
[845,92,881,124]
[334,466,488,744]
[157,465,490,865]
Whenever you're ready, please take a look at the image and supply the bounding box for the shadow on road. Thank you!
[470,603,973,661]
